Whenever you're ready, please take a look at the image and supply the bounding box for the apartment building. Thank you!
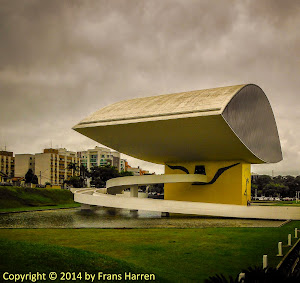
[35,148,79,185]
[0,151,15,179]
[15,154,35,177]
[78,146,123,172]
[120,159,126,172]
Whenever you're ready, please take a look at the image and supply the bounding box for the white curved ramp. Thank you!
[107,174,207,188]
[106,174,207,194]
[74,189,300,220]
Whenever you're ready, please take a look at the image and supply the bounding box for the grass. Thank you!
[251,200,300,207]
[269,201,300,206]
[0,186,77,212]
[0,203,80,213]
[0,238,163,282]
[0,221,299,282]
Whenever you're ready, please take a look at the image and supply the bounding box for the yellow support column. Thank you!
[164,161,251,205]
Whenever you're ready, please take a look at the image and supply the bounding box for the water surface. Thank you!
[0,207,284,228]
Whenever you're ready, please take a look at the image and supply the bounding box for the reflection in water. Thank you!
[0,207,284,228]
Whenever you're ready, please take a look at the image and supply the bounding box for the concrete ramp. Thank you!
[73,189,300,220]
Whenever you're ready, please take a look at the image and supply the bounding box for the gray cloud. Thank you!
[1,0,299,175]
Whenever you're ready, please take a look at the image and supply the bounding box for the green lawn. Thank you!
[1,221,299,282]
[0,238,163,282]
[251,200,300,207]
[0,186,78,212]
[0,203,80,213]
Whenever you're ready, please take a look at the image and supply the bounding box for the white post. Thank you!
[130,185,138,213]
[263,255,268,269]
[86,177,91,188]
[295,228,298,238]
[288,234,292,246]
[130,185,138,198]
[277,242,283,256]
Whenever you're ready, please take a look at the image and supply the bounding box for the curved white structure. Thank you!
[74,188,300,220]
[73,174,300,220]
[106,174,207,194]
[73,84,282,164]
[72,84,288,215]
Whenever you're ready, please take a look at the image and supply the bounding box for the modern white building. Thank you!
[78,146,124,172]
[71,83,295,220]
[15,148,79,185]
[14,154,35,178]
[120,159,126,172]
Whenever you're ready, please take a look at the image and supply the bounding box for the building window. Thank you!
[194,165,206,175]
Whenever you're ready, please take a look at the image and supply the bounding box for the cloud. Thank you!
[1,0,299,175]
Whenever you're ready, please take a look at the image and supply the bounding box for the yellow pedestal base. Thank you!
[164,161,251,206]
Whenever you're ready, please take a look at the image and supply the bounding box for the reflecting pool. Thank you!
[0,207,285,228]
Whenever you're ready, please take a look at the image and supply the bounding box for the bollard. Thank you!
[238,272,245,282]
[263,255,268,269]
[295,228,298,239]
[288,234,292,246]
[277,242,283,256]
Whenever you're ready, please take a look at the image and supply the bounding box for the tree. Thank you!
[25,169,38,184]
[254,175,272,190]
[67,162,80,173]
[262,182,289,197]
[80,164,90,181]
[67,162,90,187]
[282,175,299,197]
[65,176,84,188]
[32,175,39,185]
[251,183,258,196]
[273,175,284,184]
[64,162,84,188]
[119,170,134,177]
[90,165,120,188]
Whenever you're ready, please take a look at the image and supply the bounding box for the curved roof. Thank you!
[73,84,282,164]
[76,84,245,126]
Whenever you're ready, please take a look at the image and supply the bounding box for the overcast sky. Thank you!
[1,0,299,175]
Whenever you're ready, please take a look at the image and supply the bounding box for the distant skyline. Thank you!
[1,0,300,176]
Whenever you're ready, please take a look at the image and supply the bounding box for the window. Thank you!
[194,165,206,175]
